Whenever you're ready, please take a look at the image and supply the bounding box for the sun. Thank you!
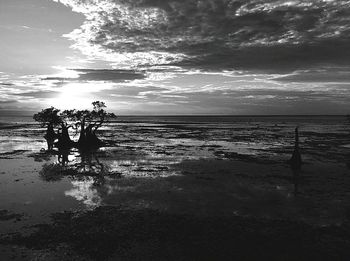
[48,82,96,110]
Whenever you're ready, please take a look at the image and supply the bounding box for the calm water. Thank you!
[0,115,350,233]
[1,115,349,161]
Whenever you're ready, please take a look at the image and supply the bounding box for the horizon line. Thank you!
[0,112,348,117]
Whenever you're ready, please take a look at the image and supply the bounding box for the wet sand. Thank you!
[0,116,350,260]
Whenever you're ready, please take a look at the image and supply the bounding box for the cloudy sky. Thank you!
[1,0,350,115]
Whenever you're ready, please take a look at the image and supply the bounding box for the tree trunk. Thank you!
[77,119,104,150]
[78,118,86,145]
[86,126,102,147]
[44,123,56,150]
[77,125,103,149]
[56,124,73,149]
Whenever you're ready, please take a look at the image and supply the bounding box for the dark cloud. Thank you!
[0,82,14,86]
[272,67,350,82]
[102,85,169,97]
[0,109,35,116]
[57,0,350,72]
[43,69,145,82]
[227,88,350,102]
[169,87,350,115]
[174,40,350,72]
[74,69,145,81]
[12,90,59,98]
[0,99,18,104]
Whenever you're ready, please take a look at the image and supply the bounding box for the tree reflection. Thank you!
[291,168,300,196]
[39,149,120,185]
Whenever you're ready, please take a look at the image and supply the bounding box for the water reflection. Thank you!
[39,149,119,182]
[37,149,120,208]
[33,146,350,226]
[37,148,180,208]
[292,170,300,196]
[65,179,102,208]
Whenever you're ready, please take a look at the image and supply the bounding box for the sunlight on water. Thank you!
[0,137,45,153]
[65,179,102,208]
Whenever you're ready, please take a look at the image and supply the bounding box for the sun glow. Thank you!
[47,82,114,110]
[51,66,80,79]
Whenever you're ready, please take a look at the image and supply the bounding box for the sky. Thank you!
[1,0,350,115]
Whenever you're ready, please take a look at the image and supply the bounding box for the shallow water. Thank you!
[0,115,350,234]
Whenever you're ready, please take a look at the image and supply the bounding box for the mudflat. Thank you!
[0,116,350,260]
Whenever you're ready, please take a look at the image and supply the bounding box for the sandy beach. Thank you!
[1,115,350,260]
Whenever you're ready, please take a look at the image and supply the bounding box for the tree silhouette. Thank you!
[34,101,117,150]
[33,107,61,150]
[64,101,116,149]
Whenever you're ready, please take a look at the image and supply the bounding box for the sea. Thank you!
[1,114,349,161]
[0,114,350,233]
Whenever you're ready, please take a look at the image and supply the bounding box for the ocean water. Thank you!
[0,115,350,233]
[1,115,349,162]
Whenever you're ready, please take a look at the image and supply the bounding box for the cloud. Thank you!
[43,68,145,82]
[0,99,17,104]
[95,85,170,101]
[12,90,60,99]
[53,0,350,71]
[2,67,349,114]
[272,67,350,82]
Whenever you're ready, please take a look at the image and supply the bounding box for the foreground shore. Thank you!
[2,205,350,261]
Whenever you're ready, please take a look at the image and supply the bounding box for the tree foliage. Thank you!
[33,107,62,127]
